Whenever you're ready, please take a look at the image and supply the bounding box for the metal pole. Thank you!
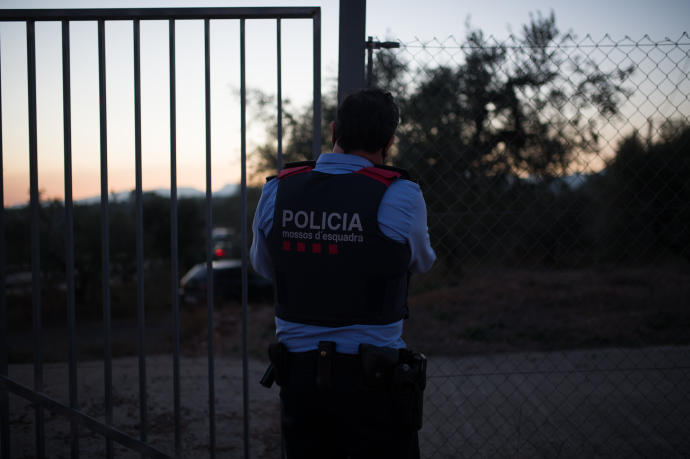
[276,19,283,171]
[133,18,148,458]
[312,10,321,159]
[204,17,217,459]
[240,19,251,459]
[168,18,181,457]
[62,19,80,459]
[0,7,321,21]
[0,27,10,459]
[97,19,113,459]
[337,0,365,104]
[27,20,46,459]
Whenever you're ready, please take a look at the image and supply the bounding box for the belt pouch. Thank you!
[359,343,399,389]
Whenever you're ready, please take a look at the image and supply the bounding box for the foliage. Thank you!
[392,11,632,199]
[586,122,690,262]
[248,90,337,180]
[243,12,690,272]
[248,12,641,270]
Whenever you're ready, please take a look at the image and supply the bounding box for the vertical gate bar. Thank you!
[168,18,181,457]
[276,19,283,170]
[27,20,46,459]
[312,11,321,160]
[61,19,80,459]
[133,18,148,457]
[97,18,114,459]
[203,17,217,459]
[239,18,251,459]
[0,28,10,459]
[365,37,371,89]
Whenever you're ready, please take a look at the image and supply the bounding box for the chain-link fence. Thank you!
[366,26,690,458]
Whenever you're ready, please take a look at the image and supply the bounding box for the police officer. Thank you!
[251,88,436,458]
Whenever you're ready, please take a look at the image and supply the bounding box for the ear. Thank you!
[382,136,395,160]
[330,121,336,146]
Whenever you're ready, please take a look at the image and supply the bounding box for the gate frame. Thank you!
[0,7,321,458]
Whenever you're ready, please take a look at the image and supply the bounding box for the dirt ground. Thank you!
[404,264,690,356]
[6,355,282,458]
[199,264,690,360]
[7,265,690,364]
[7,347,690,458]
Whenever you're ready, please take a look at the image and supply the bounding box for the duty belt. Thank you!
[260,340,428,430]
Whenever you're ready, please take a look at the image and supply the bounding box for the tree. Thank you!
[248,12,636,270]
[248,90,337,180]
[387,12,633,268]
[394,12,633,183]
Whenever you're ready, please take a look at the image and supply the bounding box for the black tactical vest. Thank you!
[267,161,412,327]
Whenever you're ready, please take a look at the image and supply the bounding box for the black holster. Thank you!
[266,341,289,387]
[359,344,427,431]
[392,349,427,431]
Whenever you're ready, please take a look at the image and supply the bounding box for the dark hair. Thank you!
[334,88,400,154]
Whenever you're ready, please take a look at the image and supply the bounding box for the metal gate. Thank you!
[0,7,321,458]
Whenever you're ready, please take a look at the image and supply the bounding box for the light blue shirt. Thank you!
[250,152,436,354]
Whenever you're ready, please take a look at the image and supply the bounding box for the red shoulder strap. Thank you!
[355,166,401,187]
[277,165,314,180]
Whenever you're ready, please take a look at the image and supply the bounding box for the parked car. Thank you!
[211,227,237,260]
[179,259,273,305]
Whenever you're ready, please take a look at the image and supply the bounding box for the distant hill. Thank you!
[519,172,594,192]
[74,184,240,205]
[4,184,240,208]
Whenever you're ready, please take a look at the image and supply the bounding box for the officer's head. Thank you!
[332,88,400,160]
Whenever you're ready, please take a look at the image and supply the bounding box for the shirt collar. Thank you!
[315,152,373,169]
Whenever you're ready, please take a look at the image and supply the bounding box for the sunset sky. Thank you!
[1,0,688,206]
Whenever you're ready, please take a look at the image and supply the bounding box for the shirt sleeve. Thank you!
[378,180,436,273]
[250,178,278,280]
